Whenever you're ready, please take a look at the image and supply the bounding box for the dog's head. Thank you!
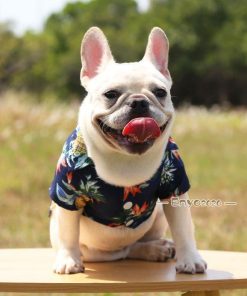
[79,27,174,156]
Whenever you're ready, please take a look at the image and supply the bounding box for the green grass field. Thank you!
[0,93,246,296]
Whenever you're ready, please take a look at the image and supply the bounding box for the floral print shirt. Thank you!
[49,127,190,229]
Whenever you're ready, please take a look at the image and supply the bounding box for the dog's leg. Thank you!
[81,240,174,263]
[127,239,175,261]
[127,204,175,262]
[50,204,84,274]
[140,203,168,241]
[163,193,207,274]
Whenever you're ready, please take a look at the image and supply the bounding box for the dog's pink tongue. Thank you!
[122,117,161,143]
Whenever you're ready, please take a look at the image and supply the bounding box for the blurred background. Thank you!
[1,0,247,105]
[0,1,246,295]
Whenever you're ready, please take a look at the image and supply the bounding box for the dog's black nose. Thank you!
[129,99,149,112]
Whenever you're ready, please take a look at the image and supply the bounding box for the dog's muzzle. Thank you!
[97,117,169,154]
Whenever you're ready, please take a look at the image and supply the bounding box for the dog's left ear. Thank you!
[142,27,171,80]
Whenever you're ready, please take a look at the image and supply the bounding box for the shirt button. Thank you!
[123,201,133,210]
[125,219,134,227]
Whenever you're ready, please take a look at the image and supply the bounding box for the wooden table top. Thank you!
[0,248,246,293]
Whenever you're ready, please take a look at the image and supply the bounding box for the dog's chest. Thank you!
[74,165,160,228]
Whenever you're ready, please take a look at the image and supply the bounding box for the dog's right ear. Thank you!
[80,27,114,87]
[142,27,171,80]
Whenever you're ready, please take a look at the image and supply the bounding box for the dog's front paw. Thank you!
[144,239,176,262]
[54,249,84,274]
[176,249,207,274]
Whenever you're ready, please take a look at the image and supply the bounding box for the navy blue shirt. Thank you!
[49,127,190,228]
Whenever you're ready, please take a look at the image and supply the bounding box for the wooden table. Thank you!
[0,248,246,295]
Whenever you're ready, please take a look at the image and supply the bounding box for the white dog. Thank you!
[49,27,207,274]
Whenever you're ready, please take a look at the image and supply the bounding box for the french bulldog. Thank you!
[49,27,207,274]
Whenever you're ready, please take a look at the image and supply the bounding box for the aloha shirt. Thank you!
[49,127,190,228]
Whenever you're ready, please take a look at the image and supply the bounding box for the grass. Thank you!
[0,92,246,296]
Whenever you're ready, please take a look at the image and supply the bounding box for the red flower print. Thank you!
[66,171,73,184]
[123,186,141,201]
[108,222,124,227]
[132,201,148,216]
[172,150,181,160]
[56,155,67,173]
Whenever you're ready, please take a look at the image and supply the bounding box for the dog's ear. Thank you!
[142,27,171,80]
[80,27,114,87]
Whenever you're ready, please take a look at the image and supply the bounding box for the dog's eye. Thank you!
[153,88,167,99]
[104,90,121,100]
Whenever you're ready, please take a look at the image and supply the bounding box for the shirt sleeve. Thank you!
[49,157,79,211]
[157,140,190,200]
[49,128,91,211]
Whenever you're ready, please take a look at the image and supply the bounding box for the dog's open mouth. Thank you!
[97,117,169,154]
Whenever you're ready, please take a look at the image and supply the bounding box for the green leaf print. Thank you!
[56,183,75,205]
[160,151,177,185]
[79,175,105,203]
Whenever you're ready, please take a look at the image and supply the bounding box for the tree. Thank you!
[148,0,247,106]
[1,0,247,106]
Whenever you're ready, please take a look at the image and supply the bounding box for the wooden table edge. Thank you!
[1,278,247,293]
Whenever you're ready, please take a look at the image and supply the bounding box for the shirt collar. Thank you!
[63,126,93,170]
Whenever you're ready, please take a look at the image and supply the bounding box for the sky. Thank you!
[0,0,149,35]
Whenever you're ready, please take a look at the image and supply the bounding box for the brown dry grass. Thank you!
[0,93,246,296]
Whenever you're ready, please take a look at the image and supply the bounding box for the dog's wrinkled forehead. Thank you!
[87,61,172,95]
